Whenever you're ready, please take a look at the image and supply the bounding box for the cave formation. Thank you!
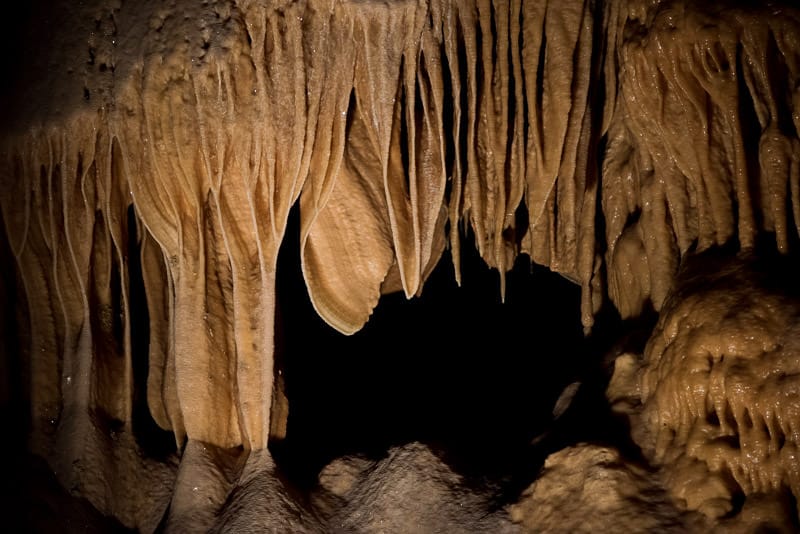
[2,0,800,531]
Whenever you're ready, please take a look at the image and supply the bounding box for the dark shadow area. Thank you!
[127,205,178,460]
[0,181,25,461]
[0,190,133,534]
[674,235,800,303]
[3,453,134,534]
[273,205,606,487]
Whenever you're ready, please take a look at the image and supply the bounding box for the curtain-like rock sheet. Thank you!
[0,0,318,527]
[1,0,800,530]
[300,0,602,330]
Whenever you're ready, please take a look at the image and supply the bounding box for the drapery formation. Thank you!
[1,0,800,528]
[299,0,601,334]
[604,2,800,318]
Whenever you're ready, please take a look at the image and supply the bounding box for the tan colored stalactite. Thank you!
[301,106,399,335]
[300,0,601,332]
[118,64,246,448]
[93,133,135,427]
[141,229,185,444]
[469,0,517,295]
[301,2,414,335]
[299,2,361,333]
[739,15,800,254]
[602,116,644,318]
[604,0,800,316]
[300,0,452,334]
[441,2,466,285]
[385,1,441,300]
[117,1,315,449]
[520,1,595,278]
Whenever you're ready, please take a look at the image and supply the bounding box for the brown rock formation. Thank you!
[608,250,800,530]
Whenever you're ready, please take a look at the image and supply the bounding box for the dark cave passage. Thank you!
[272,206,621,484]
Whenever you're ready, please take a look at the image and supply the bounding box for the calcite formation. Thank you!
[608,251,800,529]
[509,444,692,532]
[2,0,800,530]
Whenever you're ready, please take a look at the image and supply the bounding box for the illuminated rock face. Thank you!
[2,0,800,531]
[609,251,800,529]
[642,254,800,517]
[509,444,691,532]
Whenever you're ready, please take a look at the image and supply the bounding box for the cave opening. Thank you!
[271,204,647,490]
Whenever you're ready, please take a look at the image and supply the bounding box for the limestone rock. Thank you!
[509,444,692,533]
[319,442,518,534]
[609,251,800,530]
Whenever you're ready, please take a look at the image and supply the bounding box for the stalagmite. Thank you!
[2,0,800,530]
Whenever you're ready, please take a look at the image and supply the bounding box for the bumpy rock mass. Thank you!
[609,251,800,528]
[1,0,800,531]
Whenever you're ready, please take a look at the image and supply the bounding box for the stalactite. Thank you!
[141,227,181,439]
[606,0,800,315]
